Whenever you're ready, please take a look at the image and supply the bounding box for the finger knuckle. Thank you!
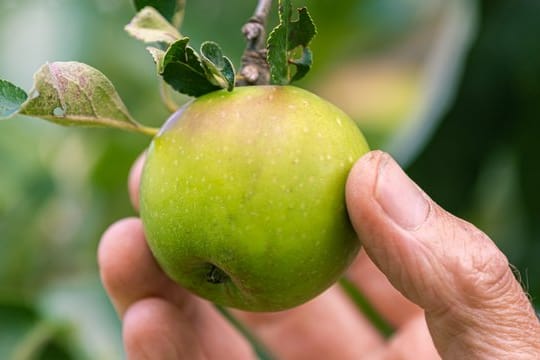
[453,222,513,305]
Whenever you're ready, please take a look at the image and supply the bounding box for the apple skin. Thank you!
[140,85,369,311]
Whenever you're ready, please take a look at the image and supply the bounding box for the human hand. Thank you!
[98,150,540,359]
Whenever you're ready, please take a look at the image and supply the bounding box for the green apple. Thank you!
[140,85,369,311]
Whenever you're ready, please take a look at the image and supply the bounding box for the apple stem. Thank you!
[237,0,273,86]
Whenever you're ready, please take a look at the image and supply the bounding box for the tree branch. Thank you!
[237,0,273,86]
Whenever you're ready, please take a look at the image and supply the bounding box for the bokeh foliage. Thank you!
[408,0,540,303]
[0,0,538,358]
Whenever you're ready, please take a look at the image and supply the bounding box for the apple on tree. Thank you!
[0,0,369,311]
[142,84,369,311]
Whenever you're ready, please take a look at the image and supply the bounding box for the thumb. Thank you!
[346,151,540,358]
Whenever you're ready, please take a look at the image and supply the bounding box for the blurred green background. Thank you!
[1,0,539,358]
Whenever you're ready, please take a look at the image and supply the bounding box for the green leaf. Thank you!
[267,0,292,85]
[0,79,28,119]
[200,41,236,91]
[290,47,312,82]
[133,0,185,28]
[267,1,317,85]
[288,7,316,82]
[159,38,226,97]
[125,6,182,45]
[146,46,166,72]
[0,303,73,360]
[129,5,235,97]
[287,8,316,51]
[0,303,38,359]
[19,62,155,135]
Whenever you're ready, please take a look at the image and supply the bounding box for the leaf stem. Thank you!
[11,321,63,360]
[237,0,273,85]
[134,124,159,137]
[103,120,160,136]
[339,277,394,338]
[159,79,180,113]
[172,0,187,29]
[215,305,275,360]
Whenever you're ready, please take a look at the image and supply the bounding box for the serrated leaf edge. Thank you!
[267,1,317,85]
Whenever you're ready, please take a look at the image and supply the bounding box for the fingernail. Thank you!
[375,154,429,230]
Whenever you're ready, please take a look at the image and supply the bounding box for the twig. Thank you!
[244,0,272,50]
[237,0,273,85]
